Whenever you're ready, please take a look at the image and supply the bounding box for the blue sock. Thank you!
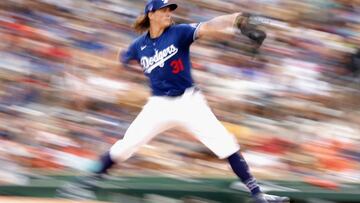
[227,152,262,196]
[94,151,115,174]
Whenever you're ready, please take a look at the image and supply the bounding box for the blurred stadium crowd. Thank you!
[0,0,359,185]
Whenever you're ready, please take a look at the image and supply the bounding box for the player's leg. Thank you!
[179,91,260,194]
[228,153,289,203]
[57,97,176,199]
[180,97,262,195]
[179,91,288,203]
[94,96,177,175]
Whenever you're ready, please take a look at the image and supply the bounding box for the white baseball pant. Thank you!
[110,87,240,161]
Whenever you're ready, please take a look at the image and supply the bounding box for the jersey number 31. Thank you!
[171,59,184,74]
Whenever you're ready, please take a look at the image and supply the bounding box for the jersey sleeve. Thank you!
[175,23,201,47]
[120,41,138,67]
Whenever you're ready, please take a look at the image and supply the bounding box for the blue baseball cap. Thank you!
[144,0,178,14]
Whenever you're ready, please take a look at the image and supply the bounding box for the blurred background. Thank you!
[0,0,359,199]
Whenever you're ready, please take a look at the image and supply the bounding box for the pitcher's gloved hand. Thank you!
[235,13,267,46]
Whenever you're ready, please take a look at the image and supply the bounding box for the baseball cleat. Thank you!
[253,193,290,203]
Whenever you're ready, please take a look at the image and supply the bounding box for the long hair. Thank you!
[133,14,150,34]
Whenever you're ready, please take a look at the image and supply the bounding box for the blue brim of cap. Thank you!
[159,3,177,11]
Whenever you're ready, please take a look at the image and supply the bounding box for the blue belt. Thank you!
[153,87,200,97]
